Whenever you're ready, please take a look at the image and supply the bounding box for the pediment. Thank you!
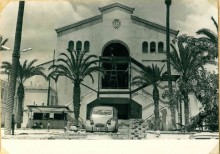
[98,2,135,14]
[55,2,179,37]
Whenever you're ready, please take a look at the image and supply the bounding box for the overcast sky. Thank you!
[0,0,218,68]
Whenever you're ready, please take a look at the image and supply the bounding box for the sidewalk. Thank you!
[1,128,66,139]
[1,128,193,140]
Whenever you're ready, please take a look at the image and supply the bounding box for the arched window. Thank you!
[142,41,148,53]
[150,42,156,53]
[158,42,164,53]
[76,41,82,51]
[68,41,74,51]
[84,41,90,52]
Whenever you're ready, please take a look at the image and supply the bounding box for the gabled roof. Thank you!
[131,15,179,36]
[98,2,135,14]
[55,2,179,36]
[55,14,103,34]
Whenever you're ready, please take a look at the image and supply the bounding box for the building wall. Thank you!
[55,8,177,109]
[0,80,8,126]
[22,86,58,127]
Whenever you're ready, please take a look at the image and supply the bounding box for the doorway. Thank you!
[102,42,129,89]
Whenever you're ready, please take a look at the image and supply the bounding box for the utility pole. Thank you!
[165,0,176,129]
[4,1,25,135]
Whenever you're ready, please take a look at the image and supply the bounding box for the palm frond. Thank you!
[81,55,98,68]
[1,61,12,75]
[50,64,74,80]
[84,73,95,84]
[48,49,103,85]
[196,28,218,43]
[78,50,87,68]
[211,16,218,31]
[66,49,77,69]
[59,52,74,69]
[82,66,104,80]
[1,38,8,45]
[26,59,38,69]
[81,59,100,75]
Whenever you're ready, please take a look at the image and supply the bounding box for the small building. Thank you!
[25,105,72,129]
[0,79,8,126]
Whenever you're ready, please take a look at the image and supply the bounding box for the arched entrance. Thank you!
[102,41,129,89]
[86,98,142,120]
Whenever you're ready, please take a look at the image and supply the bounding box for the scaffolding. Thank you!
[109,56,118,88]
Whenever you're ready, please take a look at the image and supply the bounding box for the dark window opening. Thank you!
[33,113,43,120]
[68,41,74,51]
[54,113,67,120]
[84,41,90,52]
[158,42,164,53]
[150,42,156,53]
[76,41,82,51]
[33,112,66,120]
[142,42,148,53]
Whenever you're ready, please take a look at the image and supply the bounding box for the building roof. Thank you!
[98,2,135,14]
[27,105,71,113]
[131,15,179,36]
[37,60,54,67]
[55,2,179,36]
[55,14,103,34]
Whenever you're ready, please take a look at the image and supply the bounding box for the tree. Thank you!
[170,34,216,127]
[133,64,165,130]
[189,69,218,131]
[4,1,25,135]
[196,16,218,59]
[1,61,11,82]
[0,35,9,51]
[1,59,46,128]
[48,49,104,125]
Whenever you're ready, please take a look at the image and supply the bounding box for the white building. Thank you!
[54,2,181,130]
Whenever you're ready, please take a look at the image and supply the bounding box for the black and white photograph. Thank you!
[0,0,219,153]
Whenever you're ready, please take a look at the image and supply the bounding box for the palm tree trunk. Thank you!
[182,91,190,126]
[4,1,25,135]
[73,80,81,126]
[16,82,24,128]
[153,85,160,130]
[170,104,176,130]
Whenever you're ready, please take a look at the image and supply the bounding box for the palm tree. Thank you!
[196,16,218,59]
[48,49,104,125]
[170,35,216,127]
[133,64,165,130]
[4,1,25,135]
[1,59,46,128]
[1,61,11,82]
[0,35,9,51]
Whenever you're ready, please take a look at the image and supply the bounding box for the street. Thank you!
[1,128,192,140]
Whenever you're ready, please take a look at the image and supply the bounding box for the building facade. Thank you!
[54,3,181,130]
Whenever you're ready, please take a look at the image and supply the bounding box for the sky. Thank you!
[0,0,218,74]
